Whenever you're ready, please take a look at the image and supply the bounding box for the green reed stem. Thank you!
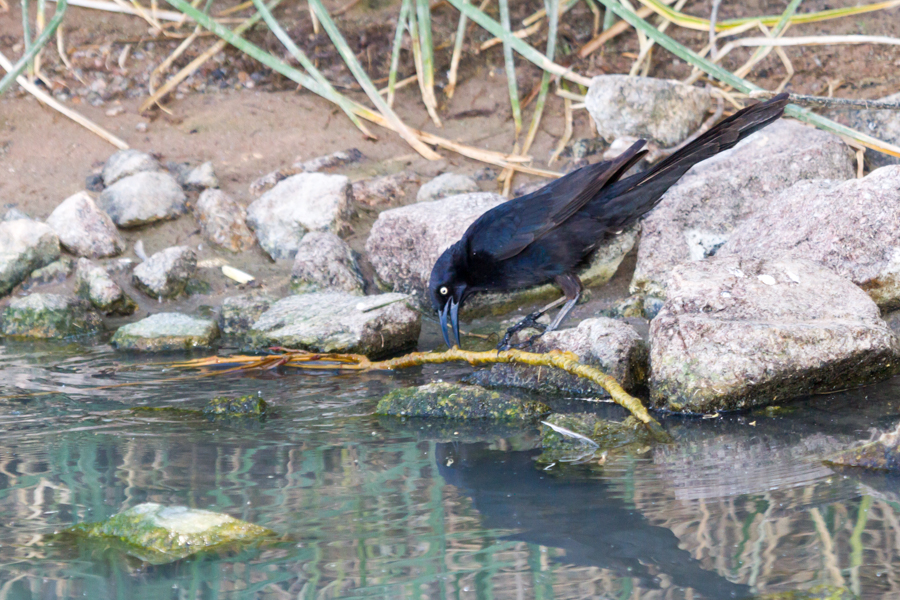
[0,0,67,95]
[522,0,558,153]
[387,0,412,106]
[498,0,521,136]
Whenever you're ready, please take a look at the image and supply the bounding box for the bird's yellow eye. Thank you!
[440,286,449,296]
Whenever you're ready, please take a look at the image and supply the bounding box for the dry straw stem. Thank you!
[387,0,412,106]
[174,347,671,441]
[725,34,900,49]
[0,48,129,148]
[498,0,522,137]
[445,0,467,98]
[47,0,185,20]
[578,5,653,57]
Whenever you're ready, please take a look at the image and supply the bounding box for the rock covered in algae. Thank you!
[203,395,268,417]
[69,502,274,564]
[539,413,655,463]
[1,293,103,338]
[376,382,550,421]
[827,422,900,471]
[747,584,855,600]
[112,312,219,352]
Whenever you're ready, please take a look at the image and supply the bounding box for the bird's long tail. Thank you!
[595,92,789,228]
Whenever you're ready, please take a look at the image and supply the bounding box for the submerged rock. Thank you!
[75,258,136,316]
[471,318,648,398]
[375,382,550,420]
[0,219,60,296]
[112,313,220,351]
[97,171,187,228]
[650,257,900,413]
[585,75,710,146]
[1,293,103,338]
[194,189,255,253]
[366,192,636,311]
[827,422,900,471]
[539,413,654,463]
[291,231,364,295]
[416,172,479,203]
[219,292,274,336]
[246,172,353,260]
[720,166,900,311]
[203,395,268,417]
[69,502,273,564]
[102,149,160,186]
[249,292,420,357]
[132,246,197,299]
[46,191,125,258]
[631,120,855,298]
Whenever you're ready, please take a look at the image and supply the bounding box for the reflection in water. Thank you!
[2,341,900,598]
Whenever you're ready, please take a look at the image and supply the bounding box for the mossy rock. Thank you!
[0,293,103,339]
[375,382,550,421]
[203,395,268,417]
[748,584,855,600]
[826,425,900,471]
[67,502,275,564]
[539,413,656,463]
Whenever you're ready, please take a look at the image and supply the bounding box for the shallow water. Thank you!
[2,339,900,599]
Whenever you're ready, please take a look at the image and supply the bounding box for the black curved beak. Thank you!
[439,299,461,349]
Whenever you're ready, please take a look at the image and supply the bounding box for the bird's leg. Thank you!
[497,274,584,350]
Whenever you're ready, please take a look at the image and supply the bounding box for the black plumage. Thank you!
[429,93,790,349]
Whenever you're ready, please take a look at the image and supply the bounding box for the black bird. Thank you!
[429,93,790,349]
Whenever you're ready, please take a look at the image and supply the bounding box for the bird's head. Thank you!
[428,242,469,349]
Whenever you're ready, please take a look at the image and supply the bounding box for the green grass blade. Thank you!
[387,0,412,106]
[498,0,521,136]
[446,0,468,98]
[0,0,66,95]
[415,0,436,107]
[249,0,373,138]
[522,0,558,153]
[602,0,616,30]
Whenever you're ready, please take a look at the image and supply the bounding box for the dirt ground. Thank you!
[1,0,899,327]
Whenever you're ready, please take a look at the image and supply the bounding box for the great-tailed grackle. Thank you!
[429,93,790,349]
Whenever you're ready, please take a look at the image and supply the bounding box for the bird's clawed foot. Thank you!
[497,311,547,351]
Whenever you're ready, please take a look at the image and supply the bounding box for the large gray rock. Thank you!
[365,192,637,312]
[97,172,187,228]
[1,293,103,338]
[650,257,900,414]
[246,173,353,260]
[194,189,255,253]
[631,120,855,297]
[291,232,364,295]
[112,313,220,352]
[830,91,900,170]
[585,75,711,146]
[132,246,197,299]
[75,258,136,316]
[102,149,160,186]
[471,318,648,398]
[0,220,60,296]
[416,172,479,203]
[720,166,900,311]
[46,191,125,258]
[249,292,420,357]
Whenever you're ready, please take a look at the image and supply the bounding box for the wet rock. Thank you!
[720,166,900,311]
[111,313,219,351]
[246,173,353,260]
[416,172,479,203]
[471,318,648,398]
[539,413,653,463]
[85,173,104,192]
[0,219,60,296]
[180,161,219,191]
[649,256,900,414]
[97,172,187,228]
[68,502,273,564]
[366,192,637,311]
[132,246,197,299]
[46,191,125,258]
[375,382,550,420]
[748,585,855,600]
[600,295,644,319]
[0,293,103,338]
[2,207,30,221]
[585,75,711,146]
[827,422,900,471]
[642,295,665,320]
[101,149,160,186]
[219,292,274,336]
[351,172,417,207]
[249,149,363,196]
[831,91,900,170]
[249,292,420,357]
[291,232,364,295]
[27,257,74,286]
[75,258,137,316]
[203,395,268,417]
[194,189,255,253]
[631,120,855,297]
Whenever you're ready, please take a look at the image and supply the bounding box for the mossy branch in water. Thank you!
[174,348,671,442]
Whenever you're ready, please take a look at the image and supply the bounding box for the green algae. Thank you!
[203,394,268,417]
[375,382,550,421]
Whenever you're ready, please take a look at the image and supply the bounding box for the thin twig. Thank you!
[549,94,572,165]
[46,0,185,19]
[578,5,652,57]
[708,0,720,60]
[749,91,900,111]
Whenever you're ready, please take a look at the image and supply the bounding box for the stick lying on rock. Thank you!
[174,347,671,442]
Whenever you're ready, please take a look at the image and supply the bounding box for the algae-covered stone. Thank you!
[827,422,900,471]
[203,395,268,417]
[28,257,74,286]
[748,585,855,600]
[112,313,219,352]
[539,413,655,463]
[1,293,103,338]
[376,382,550,421]
[0,219,61,296]
[69,502,274,564]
